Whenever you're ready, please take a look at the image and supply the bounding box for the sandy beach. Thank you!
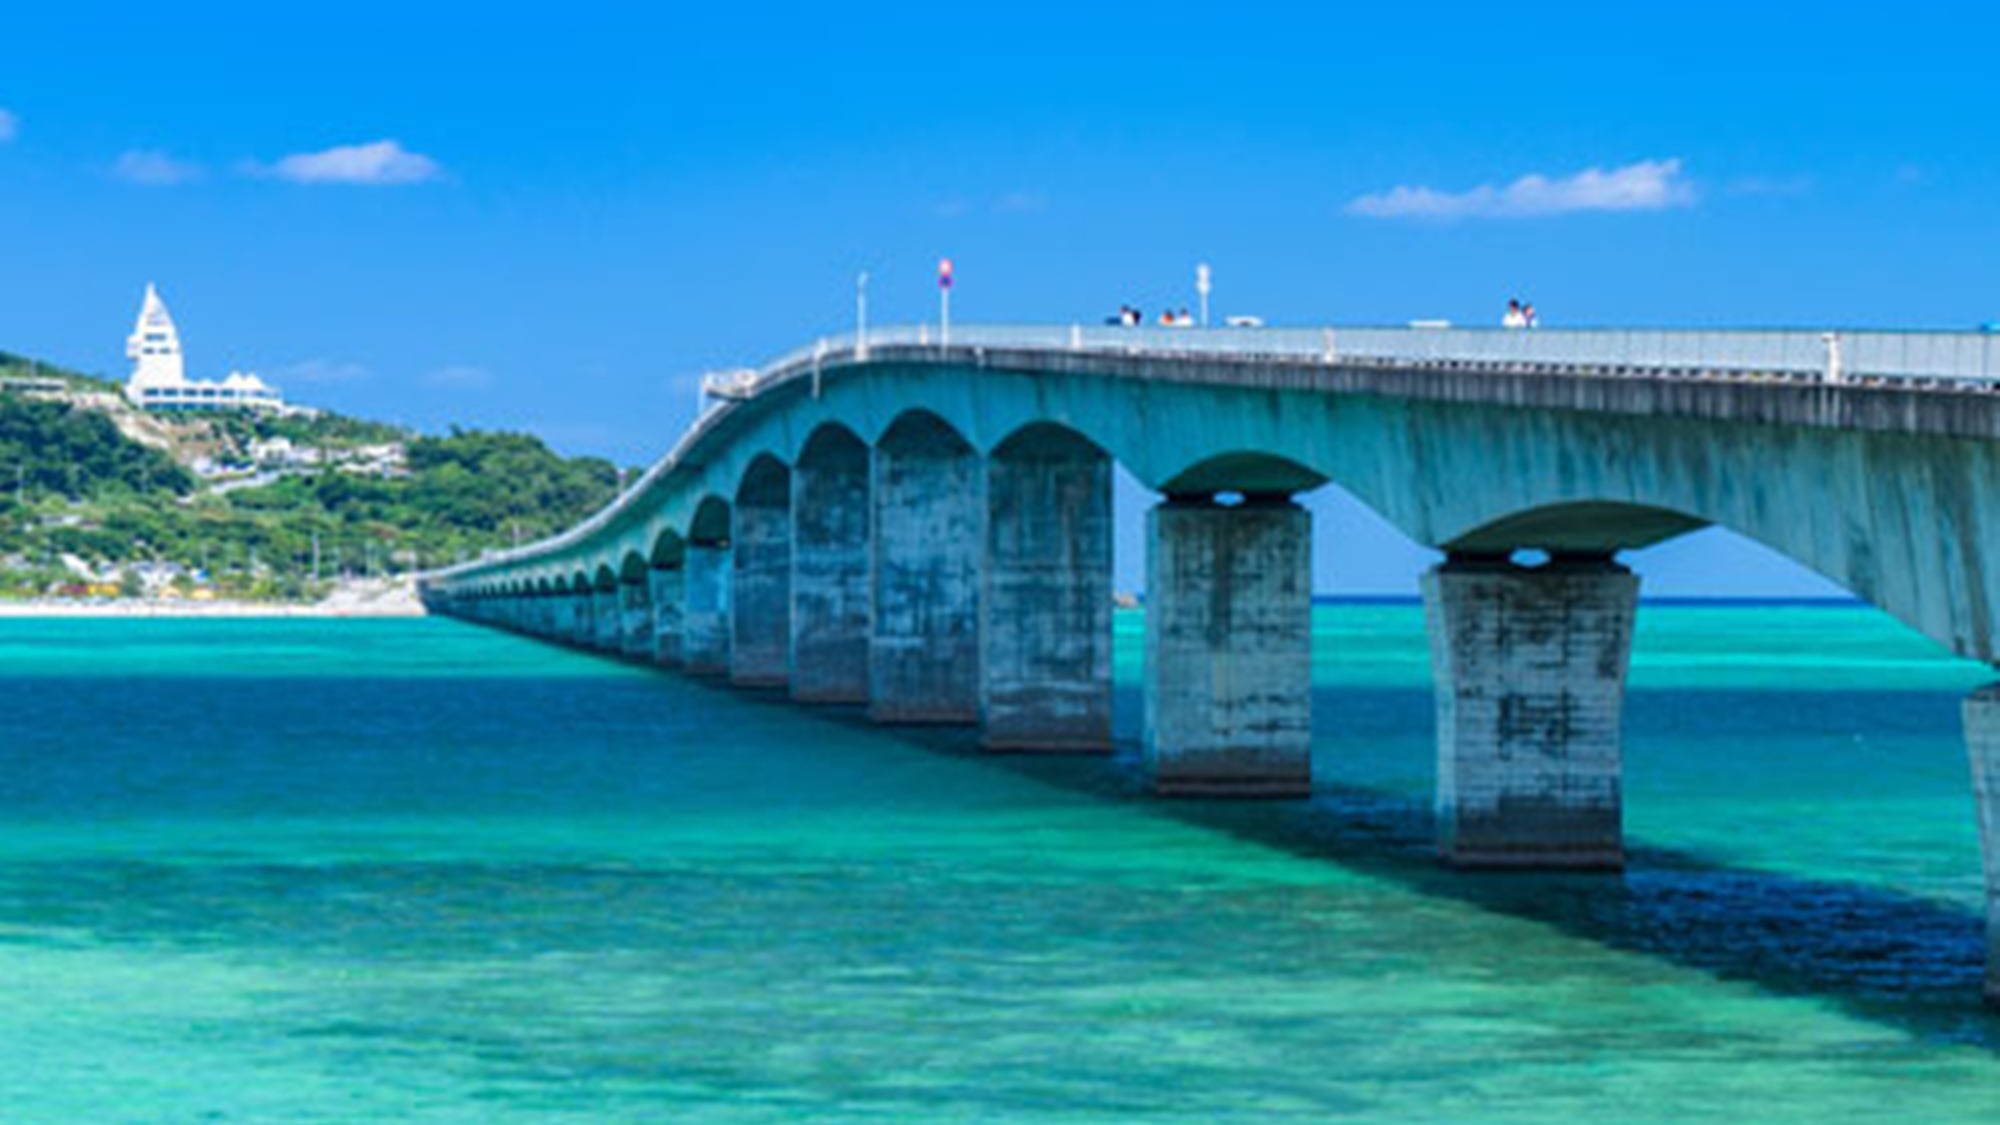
[0,581,427,618]
[0,600,427,619]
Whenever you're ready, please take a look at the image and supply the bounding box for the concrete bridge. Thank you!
[419,323,2000,1008]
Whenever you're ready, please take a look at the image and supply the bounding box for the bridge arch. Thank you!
[1160,450,1328,499]
[690,496,731,547]
[650,528,686,569]
[1445,501,1711,556]
[735,454,790,509]
[879,409,973,460]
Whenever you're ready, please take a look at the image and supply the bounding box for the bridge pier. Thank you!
[732,463,792,688]
[620,576,652,659]
[567,590,593,647]
[1423,554,1637,870]
[650,564,685,666]
[1966,686,2000,1008]
[593,585,621,652]
[1144,495,1312,796]
[981,427,1113,751]
[683,542,731,675]
[791,428,872,703]
[871,414,982,724]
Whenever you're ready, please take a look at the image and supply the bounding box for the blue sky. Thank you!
[2,3,1993,596]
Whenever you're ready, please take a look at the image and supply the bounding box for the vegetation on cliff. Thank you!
[0,391,622,599]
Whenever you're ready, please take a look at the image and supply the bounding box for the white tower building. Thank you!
[125,283,186,394]
[122,284,283,411]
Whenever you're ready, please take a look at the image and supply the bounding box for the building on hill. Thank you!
[125,284,285,412]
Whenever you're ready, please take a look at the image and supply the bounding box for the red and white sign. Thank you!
[938,257,954,290]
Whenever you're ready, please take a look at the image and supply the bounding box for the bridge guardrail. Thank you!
[741,324,2000,400]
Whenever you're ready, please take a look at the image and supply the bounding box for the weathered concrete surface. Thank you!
[570,592,595,647]
[620,580,652,659]
[593,589,621,651]
[1424,557,1637,870]
[791,426,872,703]
[683,544,731,676]
[1144,499,1312,796]
[731,460,792,687]
[1967,685,2000,1009]
[871,413,982,724]
[650,566,685,666]
[981,426,1113,751]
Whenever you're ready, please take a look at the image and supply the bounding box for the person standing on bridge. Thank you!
[1504,299,1526,328]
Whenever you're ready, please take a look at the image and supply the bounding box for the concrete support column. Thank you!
[1422,555,1638,870]
[593,587,621,651]
[570,592,594,647]
[791,429,872,704]
[981,430,1113,751]
[1144,497,1312,796]
[1965,685,2000,1009]
[650,566,685,666]
[683,544,732,675]
[620,579,652,659]
[871,417,982,724]
[732,472,793,687]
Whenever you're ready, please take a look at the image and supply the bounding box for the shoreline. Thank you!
[0,600,427,619]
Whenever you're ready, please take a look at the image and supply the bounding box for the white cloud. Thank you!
[423,364,493,390]
[257,139,442,186]
[275,358,371,384]
[0,109,17,143]
[1725,174,1812,198]
[114,150,204,186]
[1347,158,1695,221]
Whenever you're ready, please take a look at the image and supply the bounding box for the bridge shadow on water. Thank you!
[689,676,2000,1050]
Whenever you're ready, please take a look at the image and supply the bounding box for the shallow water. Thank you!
[0,605,1994,1122]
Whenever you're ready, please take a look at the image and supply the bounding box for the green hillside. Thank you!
[0,387,622,600]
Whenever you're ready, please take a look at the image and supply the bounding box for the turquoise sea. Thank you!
[0,604,1996,1122]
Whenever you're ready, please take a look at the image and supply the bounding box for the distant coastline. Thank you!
[0,599,426,619]
[0,579,425,619]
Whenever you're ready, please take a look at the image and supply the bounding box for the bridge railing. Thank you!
[734,325,2000,401]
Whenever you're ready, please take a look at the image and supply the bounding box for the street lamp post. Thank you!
[856,271,870,360]
[938,257,954,347]
[1196,262,1212,328]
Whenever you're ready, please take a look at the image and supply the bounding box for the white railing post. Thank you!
[1070,323,1083,350]
[1823,331,1844,385]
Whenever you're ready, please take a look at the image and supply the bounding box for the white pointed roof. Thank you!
[126,282,186,390]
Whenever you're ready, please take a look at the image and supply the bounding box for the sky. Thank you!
[2,2,1994,596]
